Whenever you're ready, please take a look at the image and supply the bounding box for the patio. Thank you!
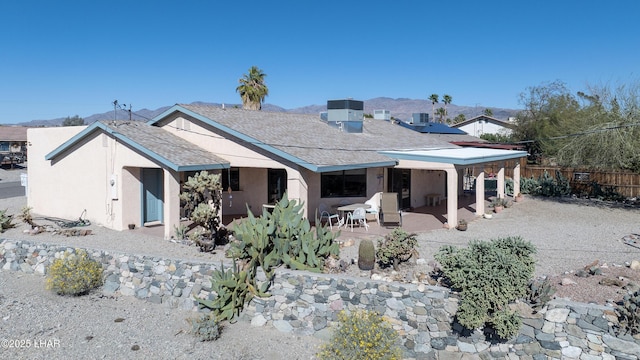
[138,193,500,241]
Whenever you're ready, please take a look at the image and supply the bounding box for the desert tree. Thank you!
[62,115,85,126]
[429,94,439,122]
[442,94,452,120]
[236,66,269,110]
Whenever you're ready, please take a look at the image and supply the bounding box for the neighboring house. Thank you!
[0,126,28,165]
[452,115,516,137]
[28,101,526,238]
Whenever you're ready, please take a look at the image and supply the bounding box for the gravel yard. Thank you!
[2,166,640,358]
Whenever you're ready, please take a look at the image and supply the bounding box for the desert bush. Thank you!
[588,181,625,201]
[46,249,104,296]
[188,313,222,341]
[519,176,538,195]
[535,170,571,197]
[0,209,15,233]
[526,277,556,311]
[434,237,536,339]
[376,228,417,270]
[616,290,640,336]
[317,309,402,360]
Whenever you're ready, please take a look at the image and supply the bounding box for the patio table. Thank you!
[336,203,371,228]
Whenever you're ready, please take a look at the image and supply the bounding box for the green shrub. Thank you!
[434,237,536,339]
[0,209,15,233]
[317,309,402,360]
[46,249,104,296]
[188,313,222,341]
[519,176,538,195]
[357,239,375,270]
[375,228,417,270]
[535,170,571,197]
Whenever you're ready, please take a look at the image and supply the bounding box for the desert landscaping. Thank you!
[2,166,640,359]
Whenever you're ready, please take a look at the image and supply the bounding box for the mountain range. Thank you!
[16,97,521,127]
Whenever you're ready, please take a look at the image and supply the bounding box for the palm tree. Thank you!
[428,94,439,122]
[236,66,269,110]
[442,94,452,121]
[435,107,446,123]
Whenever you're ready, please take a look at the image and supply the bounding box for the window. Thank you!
[222,168,240,191]
[321,169,367,198]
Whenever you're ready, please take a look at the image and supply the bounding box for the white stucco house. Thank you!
[27,100,526,238]
[452,115,516,138]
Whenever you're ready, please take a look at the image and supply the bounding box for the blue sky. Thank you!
[1,0,638,124]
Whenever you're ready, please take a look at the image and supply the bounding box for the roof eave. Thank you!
[378,150,527,166]
[314,160,398,173]
[45,123,103,160]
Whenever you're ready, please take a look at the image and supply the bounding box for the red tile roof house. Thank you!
[27,100,526,238]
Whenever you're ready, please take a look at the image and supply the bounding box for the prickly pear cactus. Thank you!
[358,239,376,271]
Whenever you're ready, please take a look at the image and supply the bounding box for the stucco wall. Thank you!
[458,121,512,137]
[28,127,161,231]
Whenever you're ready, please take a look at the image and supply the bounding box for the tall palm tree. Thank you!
[442,94,452,122]
[236,66,269,110]
[428,94,439,122]
[435,107,446,124]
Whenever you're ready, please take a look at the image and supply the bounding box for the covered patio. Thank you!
[379,147,528,228]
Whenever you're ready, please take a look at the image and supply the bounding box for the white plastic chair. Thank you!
[318,203,342,230]
[364,192,382,225]
[347,207,369,232]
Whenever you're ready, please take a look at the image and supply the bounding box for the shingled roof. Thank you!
[46,121,229,172]
[151,104,460,172]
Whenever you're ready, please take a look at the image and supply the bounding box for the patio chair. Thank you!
[318,203,342,230]
[346,207,369,232]
[380,192,402,226]
[364,192,382,225]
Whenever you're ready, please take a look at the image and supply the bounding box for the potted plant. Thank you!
[490,197,507,213]
[515,193,523,202]
[456,219,468,231]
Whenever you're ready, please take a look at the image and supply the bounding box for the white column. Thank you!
[163,169,181,239]
[445,168,458,229]
[475,171,485,215]
[497,164,505,199]
[513,162,521,196]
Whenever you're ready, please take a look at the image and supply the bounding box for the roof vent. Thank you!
[326,99,364,133]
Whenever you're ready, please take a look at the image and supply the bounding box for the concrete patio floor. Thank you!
[139,193,504,241]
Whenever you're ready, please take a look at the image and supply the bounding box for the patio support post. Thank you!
[475,171,485,216]
[513,162,521,196]
[164,169,181,239]
[445,168,458,228]
[497,163,505,199]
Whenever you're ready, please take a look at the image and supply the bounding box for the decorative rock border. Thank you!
[2,238,640,359]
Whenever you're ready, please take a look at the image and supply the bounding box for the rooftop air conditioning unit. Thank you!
[326,99,364,133]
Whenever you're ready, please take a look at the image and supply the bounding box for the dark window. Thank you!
[268,169,287,203]
[321,169,366,198]
[222,168,240,191]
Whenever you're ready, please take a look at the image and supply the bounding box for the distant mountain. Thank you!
[16,98,520,126]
